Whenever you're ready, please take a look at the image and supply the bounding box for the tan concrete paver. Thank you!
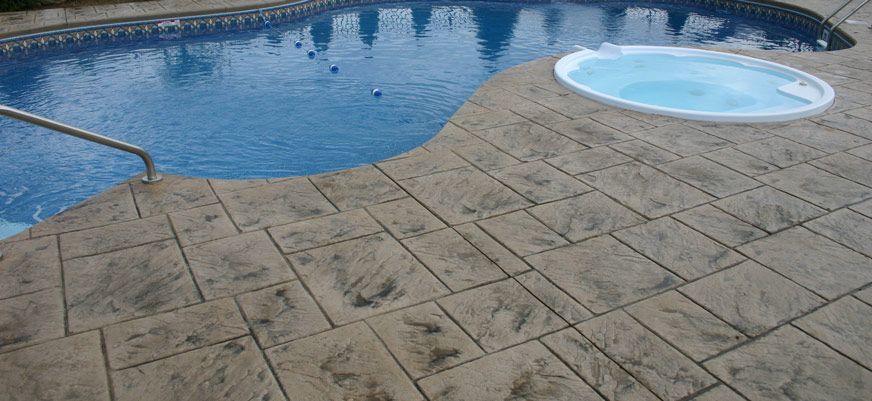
[0,236,60,299]
[734,137,826,167]
[794,296,872,370]
[400,166,531,224]
[267,322,423,401]
[680,260,823,336]
[311,165,406,210]
[577,310,717,401]
[268,208,382,253]
[113,336,283,401]
[0,332,110,401]
[702,147,779,176]
[0,288,64,352]
[64,239,200,332]
[684,121,771,143]
[490,160,592,203]
[130,176,217,217]
[757,163,872,211]
[236,281,330,347]
[477,210,568,256]
[768,120,869,152]
[809,152,872,188]
[626,291,747,361]
[288,233,448,324]
[437,279,564,352]
[674,204,767,247]
[527,236,682,313]
[30,184,138,236]
[805,209,872,257]
[377,150,469,181]
[218,178,337,231]
[688,385,747,401]
[614,217,745,280]
[103,298,248,369]
[402,228,506,291]
[739,227,872,300]
[529,191,646,242]
[475,121,586,161]
[366,197,445,239]
[541,328,660,401]
[367,302,483,378]
[453,222,530,275]
[633,124,732,156]
[59,215,174,259]
[590,110,654,133]
[516,270,592,324]
[705,326,872,401]
[184,231,295,299]
[548,117,633,146]
[659,156,761,198]
[713,186,826,232]
[418,341,602,401]
[168,203,239,247]
[610,139,681,165]
[580,162,713,218]
[546,146,632,175]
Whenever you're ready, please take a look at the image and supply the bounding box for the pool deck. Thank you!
[3,1,872,401]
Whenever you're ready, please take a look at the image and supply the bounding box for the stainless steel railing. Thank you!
[0,105,162,183]
[818,0,871,49]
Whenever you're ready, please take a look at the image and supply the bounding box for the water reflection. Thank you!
[666,11,690,34]
[160,45,222,82]
[411,6,432,37]
[359,10,380,47]
[472,6,520,64]
[542,8,563,46]
[310,17,333,52]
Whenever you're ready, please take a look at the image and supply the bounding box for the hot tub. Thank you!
[554,43,835,123]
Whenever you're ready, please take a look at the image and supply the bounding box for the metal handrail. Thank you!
[0,105,162,183]
[821,0,859,28]
[830,0,871,33]
[819,0,871,49]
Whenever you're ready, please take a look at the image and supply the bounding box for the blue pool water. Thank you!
[568,54,810,113]
[0,1,819,237]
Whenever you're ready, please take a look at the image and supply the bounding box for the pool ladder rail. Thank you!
[818,0,871,50]
[0,105,162,184]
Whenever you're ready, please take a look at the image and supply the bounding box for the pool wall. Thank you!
[0,0,854,58]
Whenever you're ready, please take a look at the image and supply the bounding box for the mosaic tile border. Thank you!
[0,0,853,58]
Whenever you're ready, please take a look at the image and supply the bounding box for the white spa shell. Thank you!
[553,44,836,123]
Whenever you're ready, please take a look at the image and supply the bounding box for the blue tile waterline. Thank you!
[0,1,820,238]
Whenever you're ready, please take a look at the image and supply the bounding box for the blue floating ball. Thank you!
[307,49,316,58]
[371,88,382,97]
[330,64,339,73]
[263,20,272,28]
[294,40,302,48]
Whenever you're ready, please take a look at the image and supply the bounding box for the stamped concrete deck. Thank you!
[3,1,872,401]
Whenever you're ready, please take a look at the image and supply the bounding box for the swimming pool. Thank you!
[0,1,824,237]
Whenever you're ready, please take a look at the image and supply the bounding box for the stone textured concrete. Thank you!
[367,302,484,378]
[3,1,872,399]
[418,341,602,401]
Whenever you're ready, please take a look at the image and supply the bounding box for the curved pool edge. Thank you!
[1,0,870,239]
[1,45,862,242]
